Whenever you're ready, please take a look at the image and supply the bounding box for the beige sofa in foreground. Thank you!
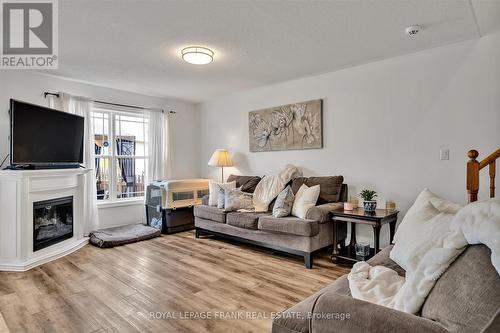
[272,245,500,333]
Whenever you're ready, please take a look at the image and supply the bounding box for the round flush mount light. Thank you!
[181,46,214,65]
[406,25,421,36]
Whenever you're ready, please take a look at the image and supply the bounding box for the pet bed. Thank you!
[89,224,161,248]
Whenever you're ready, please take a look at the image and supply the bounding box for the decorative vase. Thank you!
[363,200,377,212]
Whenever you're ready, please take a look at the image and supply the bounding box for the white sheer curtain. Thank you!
[48,93,99,235]
[164,112,173,179]
[147,110,172,181]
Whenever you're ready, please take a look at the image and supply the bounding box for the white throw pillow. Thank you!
[390,188,462,271]
[291,184,320,219]
[208,180,236,206]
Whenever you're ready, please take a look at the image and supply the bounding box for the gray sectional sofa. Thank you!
[194,175,348,268]
[272,245,500,333]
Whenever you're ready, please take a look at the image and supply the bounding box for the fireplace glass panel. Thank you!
[33,196,74,251]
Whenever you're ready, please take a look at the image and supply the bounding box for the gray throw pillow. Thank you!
[217,187,226,209]
[215,182,237,209]
[226,175,262,193]
[291,176,343,204]
[273,186,295,217]
[224,189,254,212]
[240,177,261,193]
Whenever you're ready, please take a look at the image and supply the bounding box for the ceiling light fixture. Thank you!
[181,46,214,65]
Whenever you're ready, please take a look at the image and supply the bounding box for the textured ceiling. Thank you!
[43,0,500,102]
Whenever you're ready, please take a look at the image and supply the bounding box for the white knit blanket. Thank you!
[252,164,302,212]
[348,198,500,314]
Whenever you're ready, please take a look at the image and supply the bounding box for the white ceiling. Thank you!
[47,0,500,103]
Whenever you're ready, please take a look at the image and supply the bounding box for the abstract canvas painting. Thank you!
[249,99,323,152]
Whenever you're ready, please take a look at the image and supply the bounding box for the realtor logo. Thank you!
[1,0,58,69]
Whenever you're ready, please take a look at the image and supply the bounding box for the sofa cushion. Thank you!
[310,294,448,333]
[258,216,319,237]
[291,176,344,204]
[421,245,500,332]
[482,308,500,333]
[226,211,270,230]
[367,245,406,276]
[193,205,226,223]
[273,275,350,333]
[226,175,261,193]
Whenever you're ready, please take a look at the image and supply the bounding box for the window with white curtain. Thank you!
[91,105,149,201]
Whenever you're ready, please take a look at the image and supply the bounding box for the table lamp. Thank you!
[208,149,233,182]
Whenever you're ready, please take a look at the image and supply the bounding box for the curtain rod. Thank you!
[43,91,176,114]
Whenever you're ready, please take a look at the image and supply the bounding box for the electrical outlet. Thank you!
[440,149,450,160]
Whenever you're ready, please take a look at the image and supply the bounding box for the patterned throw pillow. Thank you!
[273,186,295,217]
[217,186,226,209]
[224,189,254,212]
[209,180,236,207]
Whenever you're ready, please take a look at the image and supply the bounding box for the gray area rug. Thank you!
[89,224,161,248]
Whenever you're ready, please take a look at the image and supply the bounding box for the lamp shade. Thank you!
[208,149,233,167]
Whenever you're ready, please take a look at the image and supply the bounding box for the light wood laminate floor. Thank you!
[0,231,350,333]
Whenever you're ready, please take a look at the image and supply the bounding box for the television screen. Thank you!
[10,99,84,166]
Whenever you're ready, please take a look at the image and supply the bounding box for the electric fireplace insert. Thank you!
[33,196,74,251]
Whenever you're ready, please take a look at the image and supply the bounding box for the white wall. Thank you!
[0,71,199,229]
[197,32,500,247]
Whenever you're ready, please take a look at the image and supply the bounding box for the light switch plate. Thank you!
[440,149,450,160]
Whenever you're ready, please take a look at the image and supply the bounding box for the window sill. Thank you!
[97,198,145,209]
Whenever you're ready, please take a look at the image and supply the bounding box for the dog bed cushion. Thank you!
[89,224,161,248]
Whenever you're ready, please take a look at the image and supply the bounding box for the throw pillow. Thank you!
[208,180,236,206]
[291,176,344,204]
[217,186,225,209]
[240,177,262,193]
[224,189,254,212]
[291,184,320,219]
[390,188,462,271]
[273,186,295,217]
[226,175,262,193]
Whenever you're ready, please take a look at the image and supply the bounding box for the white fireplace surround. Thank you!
[0,168,91,271]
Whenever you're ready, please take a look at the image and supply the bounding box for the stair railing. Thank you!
[467,148,500,202]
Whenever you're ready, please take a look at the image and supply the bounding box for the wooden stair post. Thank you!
[467,150,479,203]
[490,161,496,198]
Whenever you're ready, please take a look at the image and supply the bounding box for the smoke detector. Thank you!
[406,25,421,36]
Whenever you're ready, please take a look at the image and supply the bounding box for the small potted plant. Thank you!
[359,189,378,212]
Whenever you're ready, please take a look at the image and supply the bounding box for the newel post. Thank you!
[490,161,496,198]
[467,150,480,202]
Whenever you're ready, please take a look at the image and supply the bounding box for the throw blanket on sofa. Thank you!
[348,198,500,314]
[253,164,302,212]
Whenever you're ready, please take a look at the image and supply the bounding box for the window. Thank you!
[92,107,149,201]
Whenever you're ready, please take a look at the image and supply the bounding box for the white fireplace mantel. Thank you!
[0,168,91,271]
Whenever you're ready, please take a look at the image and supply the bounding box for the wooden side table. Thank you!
[331,208,399,263]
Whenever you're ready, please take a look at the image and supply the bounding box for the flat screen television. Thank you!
[10,99,84,169]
